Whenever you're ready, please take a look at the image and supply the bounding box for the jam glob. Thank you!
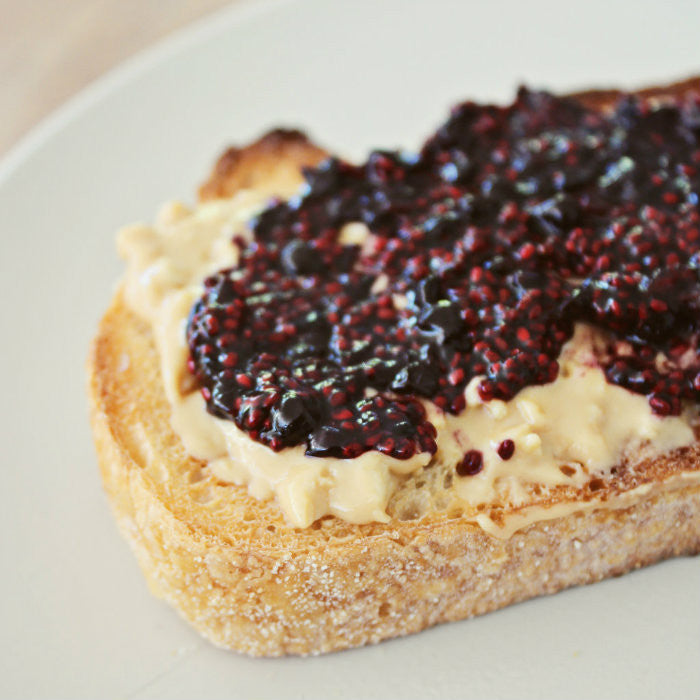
[187,88,700,460]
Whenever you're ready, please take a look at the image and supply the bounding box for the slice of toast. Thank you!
[88,78,700,656]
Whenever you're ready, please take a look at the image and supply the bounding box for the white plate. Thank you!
[1,0,699,697]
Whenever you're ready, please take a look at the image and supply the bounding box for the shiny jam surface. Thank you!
[186,88,700,460]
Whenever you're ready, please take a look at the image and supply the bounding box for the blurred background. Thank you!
[4,0,700,160]
[0,0,231,155]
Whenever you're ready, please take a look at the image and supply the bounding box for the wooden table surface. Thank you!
[0,0,235,157]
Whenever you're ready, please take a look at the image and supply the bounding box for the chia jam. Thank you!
[186,88,700,462]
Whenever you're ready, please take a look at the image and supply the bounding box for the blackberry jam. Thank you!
[187,88,700,460]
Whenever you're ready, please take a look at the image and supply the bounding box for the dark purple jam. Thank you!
[187,88,700,461]
[497,439,516,461]
[456,450,484,476]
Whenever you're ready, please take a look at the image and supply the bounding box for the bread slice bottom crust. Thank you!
[89,293,700,656]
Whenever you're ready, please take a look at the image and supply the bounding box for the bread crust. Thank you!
[88,79,700,656]
[569,75,700,111]
[198,128,328,201]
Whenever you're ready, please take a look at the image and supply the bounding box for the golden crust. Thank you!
[88,79,700,656]
[569,75,700,111]
[198,128,328,202]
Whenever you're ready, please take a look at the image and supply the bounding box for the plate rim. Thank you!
[0,0,298,189]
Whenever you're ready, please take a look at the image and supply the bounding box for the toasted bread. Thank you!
[198,128,328,201]
[88,79,700,656]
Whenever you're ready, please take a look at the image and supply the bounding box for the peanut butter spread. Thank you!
[117,192,697,531]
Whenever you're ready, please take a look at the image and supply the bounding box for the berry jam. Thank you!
[187,88,700,460]
[456,450,484,476]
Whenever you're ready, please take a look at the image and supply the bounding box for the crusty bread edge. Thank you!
[89,78,700,656]
[89,338,700,655]
[198,128,328,201]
